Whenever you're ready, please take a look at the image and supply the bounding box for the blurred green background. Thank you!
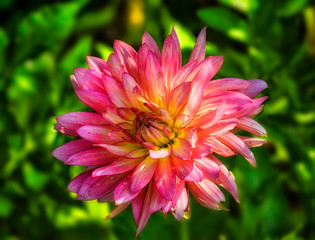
[1,0,315,239]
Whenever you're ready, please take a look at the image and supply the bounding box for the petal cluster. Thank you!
[53,27,267,236]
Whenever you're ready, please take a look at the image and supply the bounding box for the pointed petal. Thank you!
[114,40,139,80]
[219,132,256,166]
[189,27,207,63]
[240,79,268,98]
[198,119,238,138]
[148,182,167,213]
[237,116,267,136]
[208,138,236,157]
[172,138,192,160]
[162,35,181,90]
[209,155,239,202]
[142,31,161,61]
[105,202,130,220]
[92,157,143,176]
[131,156,157,192]
[193,102,225,129]
[162,177,185,213]
[131,190,146,226]
[155,158,176,200]
[52,139,93,162]
[136,186,153,237]
[54,123,78,136]
[171,60,197,90]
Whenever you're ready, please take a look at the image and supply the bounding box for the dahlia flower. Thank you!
[53,27,267,236]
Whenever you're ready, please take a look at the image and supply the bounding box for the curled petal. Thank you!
[172,157,204,182]
[240,79,268,98]
[237,116,267,136]
[150,146,171,159]
[87,56,110,74]
[172,187,189,220]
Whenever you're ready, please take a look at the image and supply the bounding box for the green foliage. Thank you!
[1,0,315,239]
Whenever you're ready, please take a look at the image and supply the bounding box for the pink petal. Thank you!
[172,138,192,160]
[131,156,157,192]
[172,187,189,220]
[162,35,181,90]
[189,27,207,63]
[77,173,125,201]
[92,157,143,176]
[188,178,225,210]
[202,91,253,115]
[145,52,167,104]
[240,79,268,98]
[86,56,110,74]
[65,147,118,166]
[148,182,168,213]
[75,89,110,113]
[107,53,125,82]
[226,96,268,119]
[114,40,139,81]
[114,174,141,205]
[170,60,197,90]
[174,114,194,129]
[193,102,225,129]
[52,139,93,162]
[56,111,107,133]
[149,146,171,159]
[198,119,239,138]
[208,138,236,157]
[155,158,176,201]
[136,186,153,237]
[168,82,191,116]
[219,132,256,166]
[77,125,114,144]
[142,31,161,61]
[54,123,78,136]
[102,106,125,125]
[184,56,223,116]
[209,155,239,202]
[194,157,220,180]
[162,177,185,213]
[100,142,142,156]
[205,78,251,95]
[238,136,267,148]
[116,107,136,121]
[105,202,130,220]
[237,116,267,136]
[122,73,146,110]
[172,157,204,182]
[191,141,212,160]
[67,170,92,193]
[131,190,146,226]
[74,68,104,92]
[103,74,130,108]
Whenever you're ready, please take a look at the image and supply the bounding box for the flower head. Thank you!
[53,27,267,236]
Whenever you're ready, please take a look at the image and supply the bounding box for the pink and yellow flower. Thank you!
[53,27,267,236]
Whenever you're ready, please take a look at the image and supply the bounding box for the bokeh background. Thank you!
[1,0,315,239]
